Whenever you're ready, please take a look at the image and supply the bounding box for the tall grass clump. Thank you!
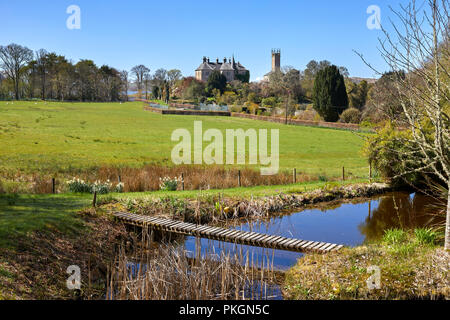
[383,228,407,245]
[414,228,436,245]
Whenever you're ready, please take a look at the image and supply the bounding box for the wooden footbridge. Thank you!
[113,212,344,254]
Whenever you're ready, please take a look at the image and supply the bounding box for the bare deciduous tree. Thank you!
[120,70,129,101]
[358,0,449,250]
[131,64,150,99]
[0,43,33,100]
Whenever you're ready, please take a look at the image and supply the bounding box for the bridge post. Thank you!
[238,170,241,187]
[181,173,185,191]
[92,191,97,208]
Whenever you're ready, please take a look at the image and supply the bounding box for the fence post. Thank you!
[52,178,56,194]
[238,170,241,187]
[342,166,345,181]
[92,191,97,208]
[181,173,185,191]
[118,175,121,183]
[293,168,296,184]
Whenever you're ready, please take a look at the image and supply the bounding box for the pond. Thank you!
[181,191,443,271]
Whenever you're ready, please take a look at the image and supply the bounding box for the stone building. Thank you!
[271,49,281,72]
[195,56,248,82]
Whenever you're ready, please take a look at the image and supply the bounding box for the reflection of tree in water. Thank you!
[358,192,443,242]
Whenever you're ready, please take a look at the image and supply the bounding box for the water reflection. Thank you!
[182,191,443,270]
[359,192,443,241]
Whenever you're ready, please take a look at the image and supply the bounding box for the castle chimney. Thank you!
[203,56,207,63]
[223,57,227,63]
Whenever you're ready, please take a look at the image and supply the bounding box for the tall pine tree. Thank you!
[313,65,349,122]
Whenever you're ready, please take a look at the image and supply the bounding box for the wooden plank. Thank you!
[220,230,237,239]
[317,243,333,251]
[250,234,268,243]
[313,242,327,252]
[285,239,303,248]
[325,244,338,251]
[224,230,241,240]
[265,235,285,245]
[256,234,275,244]
[305,241,321,250]
[194,225,211,234]
[292,240,308,248]
[246,233,263,242]
[277,238,294,246]
[164,221,182,228]
[239,232,256,241]
[315,243,331,251]
[282,239,299,248]
[215,229,233,237]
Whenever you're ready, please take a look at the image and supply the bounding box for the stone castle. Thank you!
[195,56,248,82]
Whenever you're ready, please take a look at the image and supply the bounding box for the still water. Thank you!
[182,191,443,270]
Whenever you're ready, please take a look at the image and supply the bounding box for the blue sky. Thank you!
[0,0,411,81]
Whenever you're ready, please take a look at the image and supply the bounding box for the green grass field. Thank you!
[0,101,369,177]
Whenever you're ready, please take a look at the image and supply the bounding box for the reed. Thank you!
[106,238,279,300]
[0,165,317,194]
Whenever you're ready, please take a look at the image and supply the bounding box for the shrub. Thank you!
[414,228,436,245]
[383,228,407,245]
[243,101,259,115]
[339,107,361,124]
[230,105,242,113]
[159,176,180,191]
[261,97,277,109]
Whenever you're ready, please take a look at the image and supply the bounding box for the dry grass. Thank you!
[93,165,315,192]
[107,239,280,300]
[0,165,317,194]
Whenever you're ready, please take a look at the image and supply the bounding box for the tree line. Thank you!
[0,43,184,103]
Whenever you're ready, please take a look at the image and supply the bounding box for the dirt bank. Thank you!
[0,210,128,300]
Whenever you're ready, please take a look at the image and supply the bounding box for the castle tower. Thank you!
[271,49,281,72]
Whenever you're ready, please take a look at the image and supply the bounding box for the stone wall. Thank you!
[144,106,231,116]
[231,113,369,131]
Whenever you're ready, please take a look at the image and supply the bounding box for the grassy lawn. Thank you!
[0,101,370,177]
[0,193,92,249]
